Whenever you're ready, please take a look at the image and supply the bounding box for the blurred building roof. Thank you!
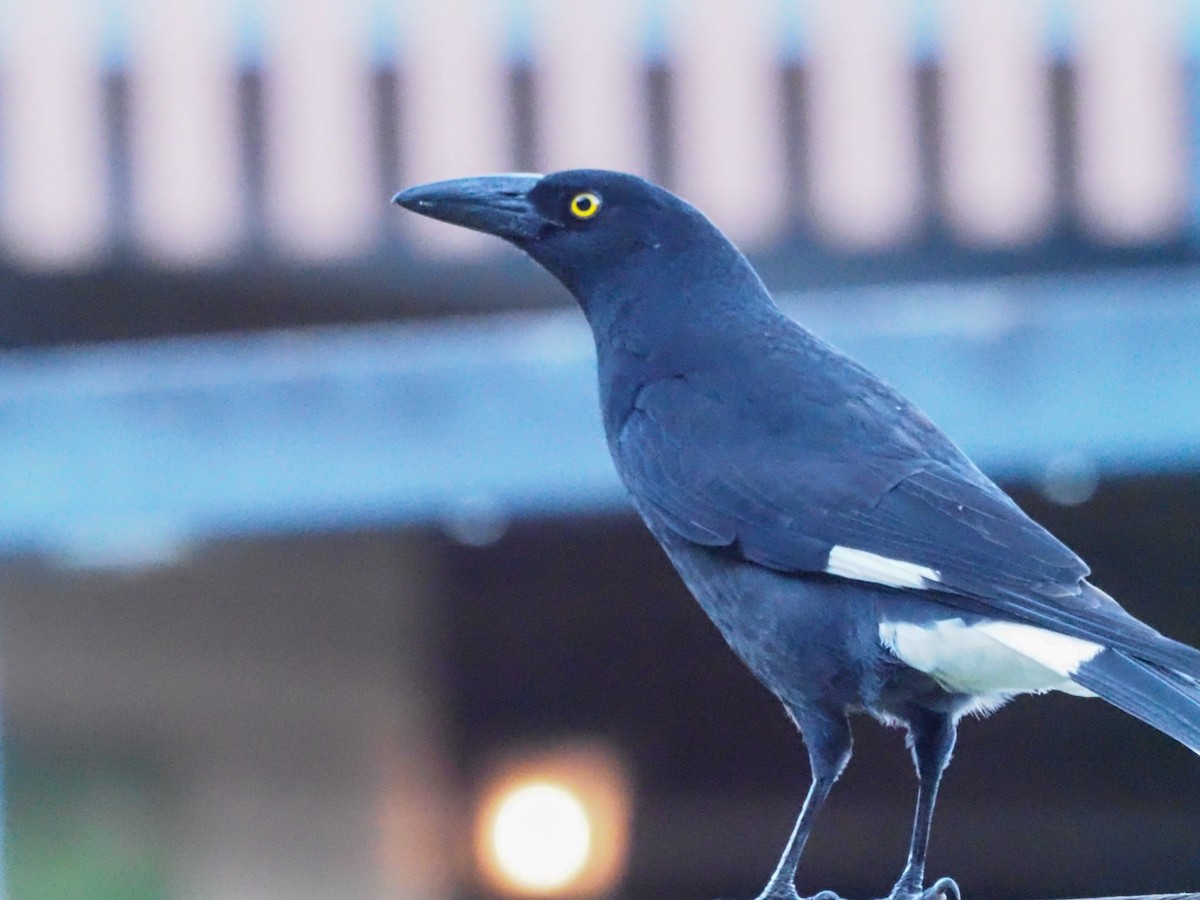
[3,0,1200,333]
[3,267,1198,564]
[2,1,1199,565]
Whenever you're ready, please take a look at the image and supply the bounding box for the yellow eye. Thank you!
[569,191,601,219]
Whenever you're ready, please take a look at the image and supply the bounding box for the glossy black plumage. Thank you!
[395,170,1200,900]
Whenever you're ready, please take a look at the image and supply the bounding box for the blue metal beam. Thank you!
[2,268,1198,564]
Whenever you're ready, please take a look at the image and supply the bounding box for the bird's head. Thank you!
[394,169,758,320]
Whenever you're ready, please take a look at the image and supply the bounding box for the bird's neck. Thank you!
[581,237,776,345]
[579,247,784,437]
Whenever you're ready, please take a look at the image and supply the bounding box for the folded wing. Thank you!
[616,372,1200,676]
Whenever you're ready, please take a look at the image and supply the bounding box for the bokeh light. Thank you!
[475,743,631,898]
[488,781,592,893]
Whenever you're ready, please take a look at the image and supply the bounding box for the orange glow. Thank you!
[474,742,631,898]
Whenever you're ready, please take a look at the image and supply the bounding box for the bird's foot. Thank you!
[747,888,842,900]
[741,878,957,900]
[886,876,960,900]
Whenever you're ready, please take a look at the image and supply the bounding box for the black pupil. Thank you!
[576,196,593,212]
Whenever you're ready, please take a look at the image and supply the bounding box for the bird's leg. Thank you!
[755,771,837,900]
[755,715,852,900]
[887,712,959,900]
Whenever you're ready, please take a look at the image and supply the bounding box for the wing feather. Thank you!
[613,371,1200,672]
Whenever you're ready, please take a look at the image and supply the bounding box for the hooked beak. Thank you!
[392,174,551,243]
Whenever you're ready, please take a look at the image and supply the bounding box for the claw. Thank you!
[888,877,961,900]
[921,877,960,900]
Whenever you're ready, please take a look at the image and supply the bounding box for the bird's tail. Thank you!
[1072,648,1200,754]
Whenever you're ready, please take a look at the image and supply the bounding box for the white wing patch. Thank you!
[879,618,1103,698]
[826,545,940,589]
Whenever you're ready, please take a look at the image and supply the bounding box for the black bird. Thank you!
[395,170,1200,900]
